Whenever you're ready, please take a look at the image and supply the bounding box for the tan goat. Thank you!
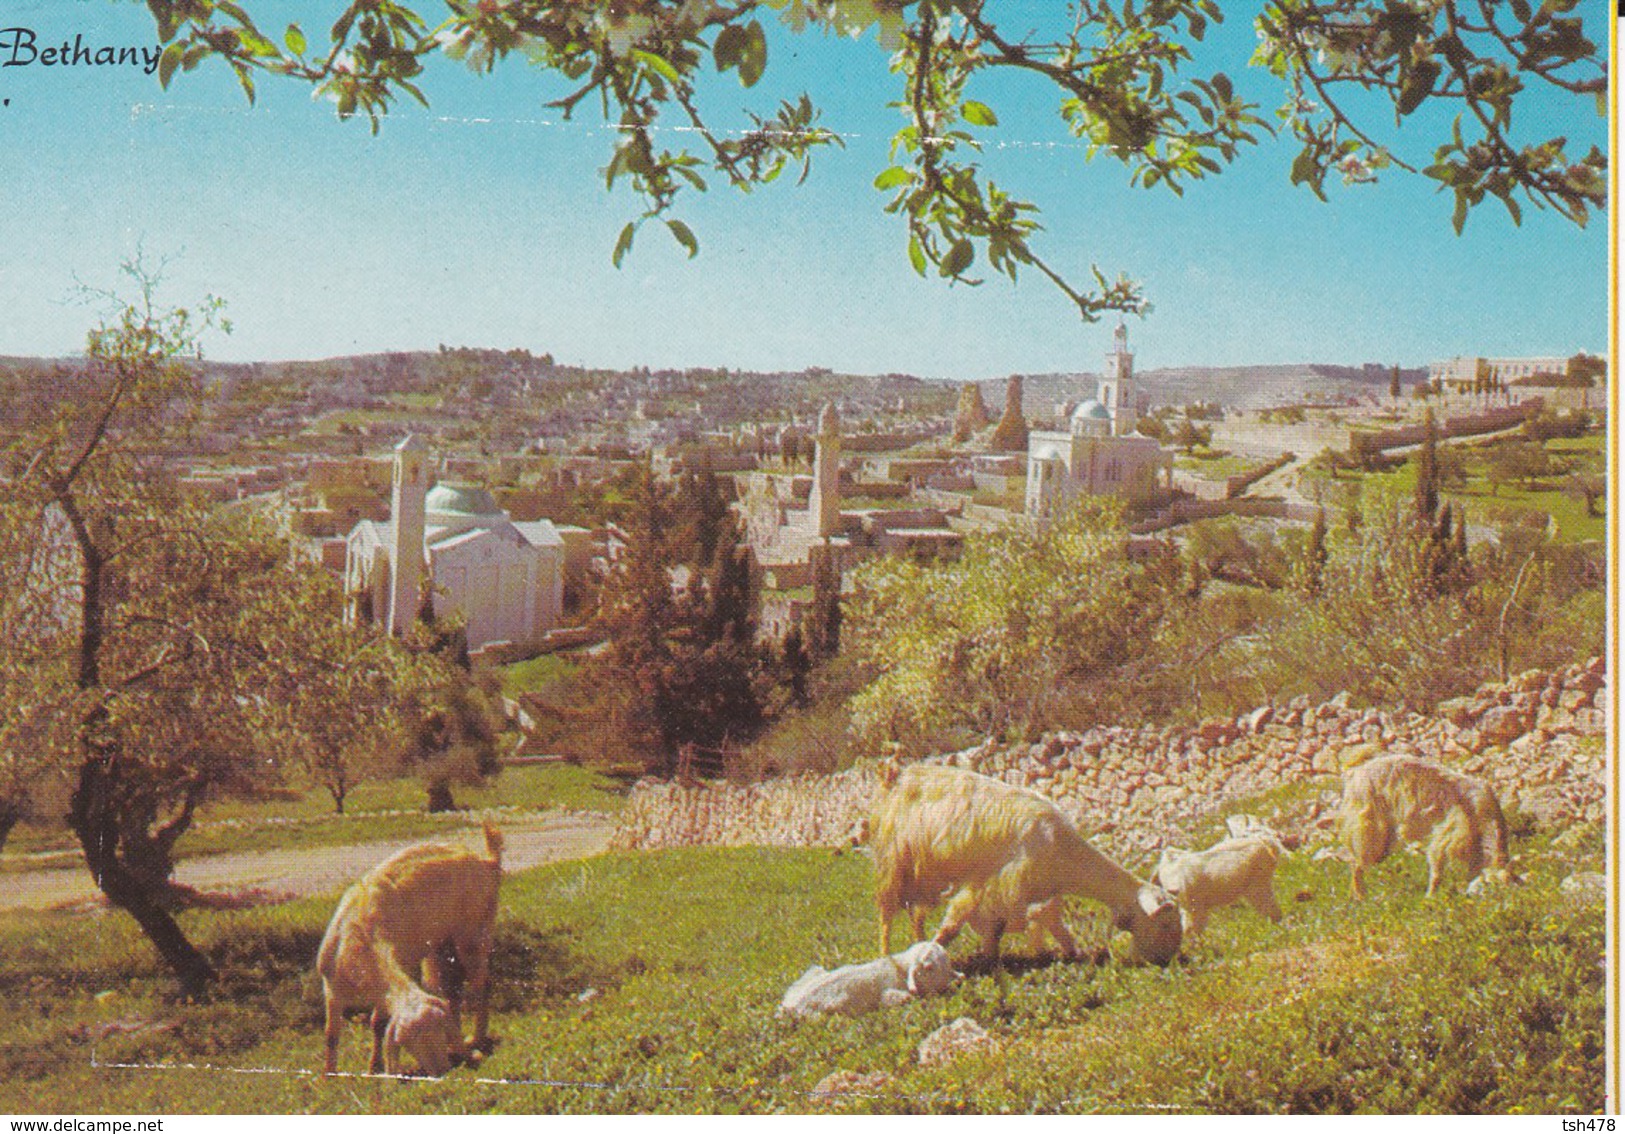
[317,823,504,1075]
[870,764,1182,966]
[1341,754,1511,898]
[1152,835,1283,937]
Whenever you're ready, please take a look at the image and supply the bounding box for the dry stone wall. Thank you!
[611,659,1607,864]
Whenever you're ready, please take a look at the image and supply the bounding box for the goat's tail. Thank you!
[483,822,505,867]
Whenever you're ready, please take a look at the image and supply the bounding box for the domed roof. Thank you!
[1072,399,1113,422]
[425,482,503,518]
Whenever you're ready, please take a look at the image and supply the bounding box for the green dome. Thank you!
[425,482,503,517]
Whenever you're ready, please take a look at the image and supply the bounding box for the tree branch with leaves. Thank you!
[140,1,1600,318]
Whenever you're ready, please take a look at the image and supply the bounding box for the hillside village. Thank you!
[0,332,1605,718]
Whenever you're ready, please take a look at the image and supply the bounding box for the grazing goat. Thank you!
[869,765,1182,966]
[1341,754,1511,898]
[1152,835,1283,937]
[317,824,504,1075]
[778,940,957,1018]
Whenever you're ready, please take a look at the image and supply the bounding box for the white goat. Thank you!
[778,940,957,1018]
[870,764,1182,966]
[317,824,504,1075]
[1152,835,1283,937]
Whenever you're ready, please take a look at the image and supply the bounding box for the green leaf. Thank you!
[157,41,183,89]
[713,23,747,72]
[738,20,767,88]
[940,238,974,278]
[873,166,911,191]
[1396,62,1440,117]
[232,62,256,104]
[285,23,307,55]
[632,49,682,86]
[1451,192,1468,235]
[237,27,278,58]
[612,221,636,269]
[907,234,926,277]
[1290,149,1316,186]
[666,219,699,259]
[962,100,998,127]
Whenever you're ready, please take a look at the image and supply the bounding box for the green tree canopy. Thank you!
[144,0,1606,317]
[0,266,490,994]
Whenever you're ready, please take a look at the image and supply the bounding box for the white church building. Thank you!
[344,436,565,654]
[1025,323,1172,516]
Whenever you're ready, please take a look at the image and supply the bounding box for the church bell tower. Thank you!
[387,435,428,637]
[1100,322,1137,437]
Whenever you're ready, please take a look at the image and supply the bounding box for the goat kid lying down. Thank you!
[779,940,957,1018]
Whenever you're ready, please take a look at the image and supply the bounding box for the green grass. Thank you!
[1176,453,1253,481]
[3,765,627,868]
[498,654,582,699]
[1320,431,1605,544]
[0,823,1604,1113]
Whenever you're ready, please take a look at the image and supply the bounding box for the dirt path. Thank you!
[0,811,615,914]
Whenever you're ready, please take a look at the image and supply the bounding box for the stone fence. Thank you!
[1131,496,1320,534]
[611,659,1607,867]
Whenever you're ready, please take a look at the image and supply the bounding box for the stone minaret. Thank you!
[387,434,428,637]
[809,402,841,538]
[1101,321,1137,437]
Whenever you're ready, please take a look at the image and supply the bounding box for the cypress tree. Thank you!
[1303,506,1328,596]
[782,623,810,707]
[1413,409,1440,524]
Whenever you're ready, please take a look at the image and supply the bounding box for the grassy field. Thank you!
[1312,430,1605,544]
[498,653,582,699]
[1176,451,1253,481]
[3,765,627,867]
[0,818,1604,1114]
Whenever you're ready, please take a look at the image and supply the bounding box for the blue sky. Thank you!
[0,1,1611,379]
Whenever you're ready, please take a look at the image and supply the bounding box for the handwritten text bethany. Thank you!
[1,29,162,75]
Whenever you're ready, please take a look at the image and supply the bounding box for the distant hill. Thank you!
[993,363,1428,414]
[2,348,1426,436]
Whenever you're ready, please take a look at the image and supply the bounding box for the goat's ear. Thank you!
[1138,886,1173,917]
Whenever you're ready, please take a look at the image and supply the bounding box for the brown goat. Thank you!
[317,824,504,1074]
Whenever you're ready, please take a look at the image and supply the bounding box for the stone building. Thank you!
[1025,324,1172,516]
[344,435,565,654]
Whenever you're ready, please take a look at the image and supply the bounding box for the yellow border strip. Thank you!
[1611,0,1620,1114]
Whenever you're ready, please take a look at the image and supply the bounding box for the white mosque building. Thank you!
[1025,323,1172,516]
[344,435,565,654]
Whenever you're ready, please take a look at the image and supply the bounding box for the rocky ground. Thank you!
[611,659,1607,864]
